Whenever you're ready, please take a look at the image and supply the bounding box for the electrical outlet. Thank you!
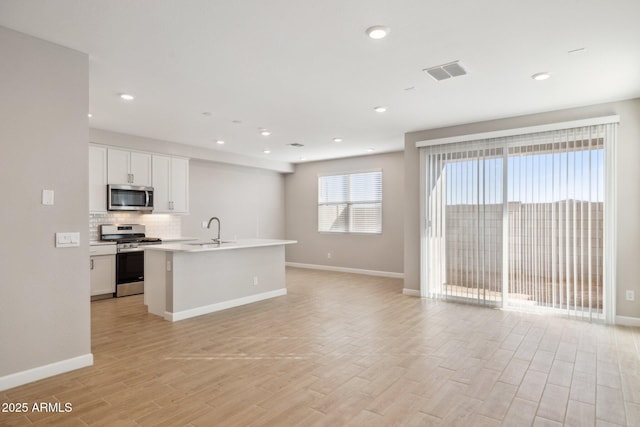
[253,276,258,286]
[626,290,635,301]
[327,252,332,259]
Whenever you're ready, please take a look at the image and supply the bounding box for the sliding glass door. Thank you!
[425,146,504,306]
[422,122,616,320]
[506,134,604,315]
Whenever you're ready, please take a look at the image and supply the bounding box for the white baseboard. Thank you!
[285,262,404,279]
[403,288,421,297]
[166,288,287,322]
[615,315,640,327]
[0,353,93,392]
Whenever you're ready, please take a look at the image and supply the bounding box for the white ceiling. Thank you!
[1,0,639,165]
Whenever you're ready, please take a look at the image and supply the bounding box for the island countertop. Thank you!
[144,238,295,321]
[145,238,297,253]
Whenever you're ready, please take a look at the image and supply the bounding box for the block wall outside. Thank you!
[444,201,603,308]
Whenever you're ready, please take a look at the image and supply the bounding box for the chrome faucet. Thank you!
[207,217,221,243]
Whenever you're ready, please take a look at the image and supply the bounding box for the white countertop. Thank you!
[90,237,198,245]
[89,241,116,246]
[144,238,297,253]
[160,237,198,242]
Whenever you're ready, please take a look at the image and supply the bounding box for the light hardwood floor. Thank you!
[2,267,639,426]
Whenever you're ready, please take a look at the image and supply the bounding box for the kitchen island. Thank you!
[144,239,296,321]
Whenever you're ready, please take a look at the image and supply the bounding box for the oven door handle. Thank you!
[117,248,145,253]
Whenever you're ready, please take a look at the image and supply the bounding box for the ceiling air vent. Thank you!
[287,143,304,148]
[423,60,467,81]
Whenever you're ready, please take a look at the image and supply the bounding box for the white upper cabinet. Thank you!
[130,152,152,186]
[152,155,171,212]
[107,148,151,186]
[152,155,189,214]
[170,157,189,213]
[89,144,108,213]
[106,148,129,184]
[90,145,188,214]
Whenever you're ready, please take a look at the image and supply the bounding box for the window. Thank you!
[318,170,382,233]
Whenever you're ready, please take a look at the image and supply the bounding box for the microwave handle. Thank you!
[145,190,150,207]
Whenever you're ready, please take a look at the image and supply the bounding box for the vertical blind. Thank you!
[425,145,504,305]
[423,122,616,320]
[318,170,382,233]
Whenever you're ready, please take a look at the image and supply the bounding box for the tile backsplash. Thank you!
[90,212,182,241]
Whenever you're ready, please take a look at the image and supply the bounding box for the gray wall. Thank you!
[405,98,640,318]
[284,151,404,274]
[183,159,285,241]
[0,27,90,377]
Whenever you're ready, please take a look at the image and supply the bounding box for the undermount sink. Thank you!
[186,240,236,246]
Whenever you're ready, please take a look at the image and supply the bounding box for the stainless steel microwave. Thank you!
[107,185,154,211]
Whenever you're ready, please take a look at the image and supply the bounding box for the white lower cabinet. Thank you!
[90,245,116,297]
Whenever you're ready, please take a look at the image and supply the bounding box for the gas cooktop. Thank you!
[99,224,161,244]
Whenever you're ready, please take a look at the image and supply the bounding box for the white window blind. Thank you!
[318,171,382,233]
[422,122,617,321]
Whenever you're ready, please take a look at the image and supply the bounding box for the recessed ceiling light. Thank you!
[87,113,92,118]
[261,130,271,136]
[374,106,387,113]
[119,93,134,101]
[263,149,271,154]
[531,72,551,81]
[333,137,343,143]
[215,140,225,145]
[299,157,307,161]
[367,148,375,153]
[287,143,304,148]
[366,25,390,40]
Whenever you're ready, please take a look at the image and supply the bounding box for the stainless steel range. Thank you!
[100,224,162,297]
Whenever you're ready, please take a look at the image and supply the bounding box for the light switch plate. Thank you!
[56,232,80,248]
[42,189,54,205]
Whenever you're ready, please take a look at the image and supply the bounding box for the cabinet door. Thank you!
[89,145,108,212]
[130,152,152,186]
[90,255,116,296]
[107,148,131,184]
[151,155,171,213]
[170,157,189,213]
